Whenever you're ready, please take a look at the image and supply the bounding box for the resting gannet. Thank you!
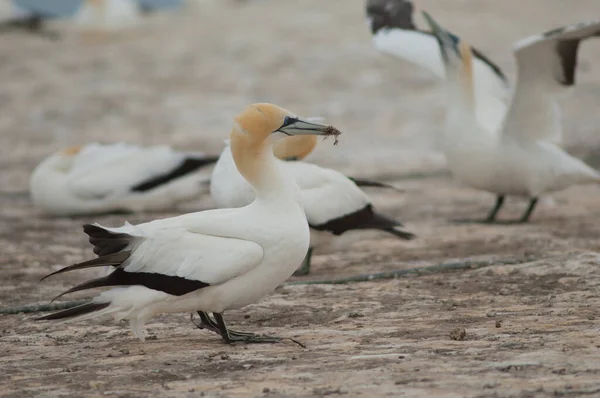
[366,0,509,132]
[424,12,600,223]
[36,103,341,344]
[30,142,218,216]
[211,134,414,275]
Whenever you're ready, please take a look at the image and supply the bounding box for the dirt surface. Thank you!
[2,0,600,397]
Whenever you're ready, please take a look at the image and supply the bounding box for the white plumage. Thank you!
[424,12,600,222]
[37,104,341,344]
[366,0,509,132]
[30,142,217,216]
[75,0,140,32]
[211,137,414,275]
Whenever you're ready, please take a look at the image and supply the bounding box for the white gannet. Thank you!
[423,12,600,223]
[366,0,509,132]
[36,103,341,344]
[211,134,414,275]
[30,142,219,216]
[75,0,140,32]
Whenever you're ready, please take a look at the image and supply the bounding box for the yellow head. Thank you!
[61,145,83,157]
[230,103,340,187]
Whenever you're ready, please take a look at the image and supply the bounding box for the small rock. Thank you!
[220,354,230,360]
[449,328,467,341]
[262,387,270,393]
[495,320,502,328]
[588,315,596,320]
[120,348,129,355]
[347,312,364,318]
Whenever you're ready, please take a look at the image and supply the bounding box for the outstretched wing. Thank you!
[502,20,600,144]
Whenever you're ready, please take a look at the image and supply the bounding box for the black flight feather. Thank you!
[35,302,110,321]
[50,268,211,302]
[131,155,219,192]
[348,177,399,190]
[310,204,415,239]
[39,251,131,282]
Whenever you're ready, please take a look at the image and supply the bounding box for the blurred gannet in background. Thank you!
[424,12,600,223]
[0,0,185,38]
[75,0,141,32]
[36,103,341,344]
[30,143,219,216]
[366,0,509,132]
[0,0,82,39]
[211,133,414,275]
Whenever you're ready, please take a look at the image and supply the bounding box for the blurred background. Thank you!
[1,0,599,193]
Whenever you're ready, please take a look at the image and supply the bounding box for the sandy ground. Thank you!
[2,0,600,396]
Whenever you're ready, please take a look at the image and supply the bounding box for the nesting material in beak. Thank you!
[275,117,342,145]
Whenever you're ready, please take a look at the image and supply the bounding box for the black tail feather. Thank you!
[40,251,131,282]
[348,177,400,191]
[83,224,133,256]
[35,302,110,321]
[51,275,113,303]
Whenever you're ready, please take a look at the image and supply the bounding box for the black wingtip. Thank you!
[385,228,416,240]
[35,302,110,321]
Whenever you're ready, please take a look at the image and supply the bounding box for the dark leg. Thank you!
[485,195,505,222]
[213,313,305,347]
[519,197,538,223]
[452,195,505,224]
[293,248,313,276]
[192,311,255,338]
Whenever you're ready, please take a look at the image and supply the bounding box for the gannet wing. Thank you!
[285,162,370,226]
[66,143,216,200]
[502,20,600,144]
[47,221,264,300]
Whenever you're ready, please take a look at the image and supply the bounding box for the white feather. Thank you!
[30,142,215,215]
[439,20,600,200]
[372,28,509,133]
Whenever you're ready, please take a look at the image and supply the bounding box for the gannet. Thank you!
[366,0,509,132]
[211,135,414,275]
[30,142,219,216]
[0,0,81,39]
[75,0,140,32]
[424,12,600,223]
[36,103,341,344]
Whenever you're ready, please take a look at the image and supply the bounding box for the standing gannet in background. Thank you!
[424,12,600,223]
[366,0,509,132]
[36,103,341,344]
[211,134,414,276]
[30,142,219,216]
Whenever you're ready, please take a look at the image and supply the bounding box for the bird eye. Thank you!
[283,116,292,126]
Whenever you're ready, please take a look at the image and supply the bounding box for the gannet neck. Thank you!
[230,125,291,200]
[443,41,478,127]
[273,135,318,161]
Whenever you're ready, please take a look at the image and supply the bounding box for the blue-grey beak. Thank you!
[275,116,339,138]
